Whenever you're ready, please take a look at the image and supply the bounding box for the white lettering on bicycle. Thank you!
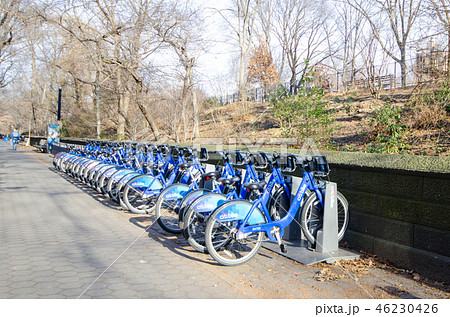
[296,184,307,201]
[219,212,239,220]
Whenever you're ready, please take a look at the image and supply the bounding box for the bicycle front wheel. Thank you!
[155,184,190,234]
[182,193,227,253]
[300,191,349,245]
[183,206,208,252]
[205,200,264,266]
[123,175,160,214]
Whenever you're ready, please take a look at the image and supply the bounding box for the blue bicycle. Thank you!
[115,145,167,210]
[154,147,220,233]
[204,153,349,266]
[122,146,198,214]
[106,144,156,203]
[181,151,267,253]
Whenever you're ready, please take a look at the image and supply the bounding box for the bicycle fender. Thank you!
[161,184,190,200]
[215,201,266,225]
[180,189,211,210]
[118,172,141,185]
[191,193,226,214]
[112,169,135,181]
[129,176,162,191]
[103,166,122,178]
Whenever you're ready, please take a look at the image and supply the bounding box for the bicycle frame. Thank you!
[139,151,205,198]
[229,170,323,242]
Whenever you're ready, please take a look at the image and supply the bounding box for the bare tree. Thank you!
[256,0,273,48]
[347,0,423,88]
[0,0,25,88]
[151,0,207,141]
[33,0,165,140]
[427,0,450,77]
[272,0,330,93]
[217,0,263,101]
[326,1,366,91]
[33,0,116,138]
[359,28,393,98]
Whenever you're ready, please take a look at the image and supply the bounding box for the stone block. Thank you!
[349,170,422,199]
[376,195,417,223]
[423,177,450,205]
[341,189,376,214]
[329,167,351,189]
[348,211,414,246]
[414,225,450,257]
[373,237,450,285]
[341,230,374,254]
[414,201,450,231]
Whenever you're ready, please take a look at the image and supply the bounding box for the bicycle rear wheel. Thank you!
[204,200,264,266]
[300,191,349,245]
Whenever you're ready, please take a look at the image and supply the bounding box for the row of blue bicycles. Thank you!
[53,141,349,266]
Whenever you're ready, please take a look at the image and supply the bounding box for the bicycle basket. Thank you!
[312,155,329,177]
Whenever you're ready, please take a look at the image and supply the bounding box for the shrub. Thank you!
[409,80,450,129]
[271,72,334,144]
[365,102,409,154]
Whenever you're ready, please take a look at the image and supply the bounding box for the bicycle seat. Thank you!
[178,163,192,169]
[218,176,240,186]
[243,180,267,190]
[201,171,220,181]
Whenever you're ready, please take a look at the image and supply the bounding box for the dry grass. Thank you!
[198,89,449,156]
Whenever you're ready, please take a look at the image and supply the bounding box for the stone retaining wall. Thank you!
[325,152,450,285]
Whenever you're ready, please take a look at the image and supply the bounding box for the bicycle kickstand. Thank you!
[274,230,287,254]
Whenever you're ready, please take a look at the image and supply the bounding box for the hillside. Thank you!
[198,89,450,156]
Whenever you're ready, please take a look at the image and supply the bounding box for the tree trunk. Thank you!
[117,90,130,139]
[239,51,247,101]
[93,66,102,139]
[400,47,407,88]
[447,31,450,79]
[290,70,297,94]
[135,80,160,141]
[181,71,189,142]
[192,89,199,138]
[94,82,101,139]
[116,65,124,138]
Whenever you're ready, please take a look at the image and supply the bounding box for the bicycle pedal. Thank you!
[280,244,287,254]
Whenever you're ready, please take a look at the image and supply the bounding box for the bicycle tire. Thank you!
[204,200,264,266]
[106,169,129,201]
[98,166,122,195]
[178,189,211,231]
[117,172,141,210]
[182,193,227,253]
[93,165,115,192]
[155,184,190,234]
[123,175,160,214]
[300,191,349,245]
[268,187,291,221]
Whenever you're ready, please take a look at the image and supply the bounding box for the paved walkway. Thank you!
[0,142,449,299]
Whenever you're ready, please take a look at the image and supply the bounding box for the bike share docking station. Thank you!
[203,158,360,266]
[264,177,361,265]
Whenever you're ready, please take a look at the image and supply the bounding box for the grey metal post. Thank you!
[316,181,339,253]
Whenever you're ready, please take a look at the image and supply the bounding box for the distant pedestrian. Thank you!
[10,128,20,151]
